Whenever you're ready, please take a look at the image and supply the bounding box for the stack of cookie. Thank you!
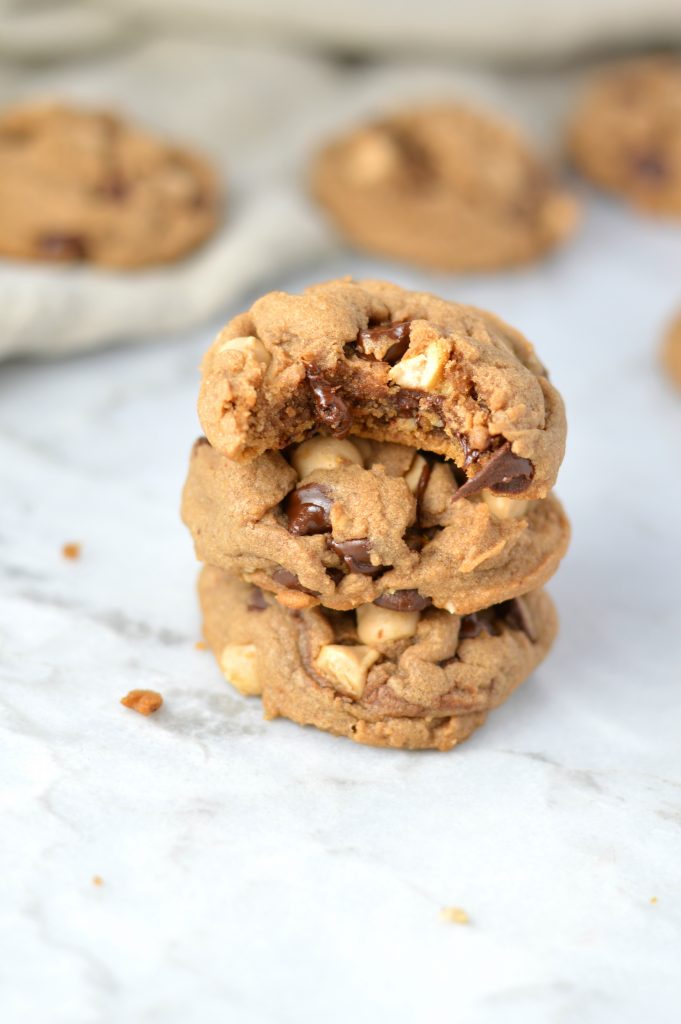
[182,279,569,750]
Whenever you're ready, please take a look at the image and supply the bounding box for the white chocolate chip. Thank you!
[388,340,449,391]
[291,437,363,478]
[218,335,270,368]
[314,644,380,698]
[356,604,420,645]
[404,453,428,495]
[219,643,261,696]
[482,491,529,520]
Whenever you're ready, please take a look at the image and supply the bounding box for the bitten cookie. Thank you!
[569,57,681,215]
[198,279,566,498]
[198,566,558,751]
[0,102,219,267]
[662,310,681,390]
[182,436,570,614]
[310,103,577,271]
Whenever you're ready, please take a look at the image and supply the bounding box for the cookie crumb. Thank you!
[62,542,81,560]
[650,896,658,905]
[195,640,208,651]
[92,875,104,887]
[120,689,163,716]
[439,906,470,925]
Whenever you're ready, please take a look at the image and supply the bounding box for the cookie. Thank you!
[310,104,577,271]
[198,566,558,751]
[182,436,570,615]
[0,102,219,267]
[662,310,681,390]
[569,57,681,215]
[198,279,566,499]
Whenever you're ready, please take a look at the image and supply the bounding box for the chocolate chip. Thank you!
[453,442,534,500]
[374,589,432,612]
[356,320,412,364]
[498,596,536,642]
[414,458,431,526]
[271,568,319,596]
[247,587,268,611]
[632,151,668,181]
[285,483,333,536]
[404,525,439,552]
[460,597,536,642]
[305,363,353,437]
[325,567,345,584]
[37,233,88,261]
[327,538,386,576]
[98,174,129,200]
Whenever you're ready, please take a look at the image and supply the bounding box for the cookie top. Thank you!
[198,278,566,499]
[569,57,681,215]
[0,102,220,267]
[311,103,577,271]
[662,310,681,390]
[182,436,570,614]
[199,566,558,751]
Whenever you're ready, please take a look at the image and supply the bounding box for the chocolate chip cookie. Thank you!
[0,102,219,267]
[198,566,558,751]
[569,57,681,215]
[182,436,570,615]
[662,310,681,390]
[310,104,577,271]
[198,279,566,499]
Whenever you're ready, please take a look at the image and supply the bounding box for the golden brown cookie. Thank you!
[182,436,570,615]
[569,57,681,215]
[662,310,681,390]
[0,102,220,267]
[198,566,558,751]
[198,279,566,499]
[310,104,577,271]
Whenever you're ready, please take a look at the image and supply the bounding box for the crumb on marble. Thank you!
[92,875,104,887]
[195,640,208,651]
[650,896,658,905]
[62,542,82,560]
[439,906,470,925]
[120,689,163,716]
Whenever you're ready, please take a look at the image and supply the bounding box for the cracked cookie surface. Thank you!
[0,102,219,267]
[198,278,566,499]
[182,436,570,615]
[198,566,558,751]
[569,57,681,215]
[310,103,577,271]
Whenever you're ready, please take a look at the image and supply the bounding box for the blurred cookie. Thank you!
[199,566,558,751]
[310,104,577,270]
[662,310,681,389]
[198,278,566,498]
[0,102,219,267]
[182,436,570,615]
[569,57,681,215]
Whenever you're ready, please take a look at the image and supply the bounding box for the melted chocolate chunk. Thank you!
[374,589,432,612]
[327,538,386,576]
[286,483,333,536]
[356,320,412,364]
[98,174,129,200]
[325,567,345,584]
[632,151,668,181]
[37,233,88,261]
[247,587,268,611]
[271,568,319,596]
[459,596,535,642]
[305,363,353,437]
[454,441,534,500]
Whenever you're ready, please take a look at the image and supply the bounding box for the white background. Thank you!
[1,183,681,1022]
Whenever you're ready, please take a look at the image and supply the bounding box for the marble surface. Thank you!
[1,193,681,1024]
